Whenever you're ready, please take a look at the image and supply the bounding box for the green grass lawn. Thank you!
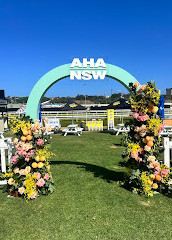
[1,132,172,240]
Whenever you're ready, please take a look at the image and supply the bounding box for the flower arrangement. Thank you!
[122,80,171,196]
[2,116,54,202]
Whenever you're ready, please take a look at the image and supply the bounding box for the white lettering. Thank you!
[92,71,106,80]
[95,58,106,68]
[83,58,95,68]
[70,58,82,68]
[82,71,92,80]
[70,58,107,80]
[70,71,82,80]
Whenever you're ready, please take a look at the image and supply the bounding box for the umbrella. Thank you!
[158,95,165,119]
[59,101,86,124]
[107,98,131,110]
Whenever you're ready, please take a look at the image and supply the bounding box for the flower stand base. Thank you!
[8,190,18,198]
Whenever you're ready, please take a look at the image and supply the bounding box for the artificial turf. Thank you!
[0,132,172,240]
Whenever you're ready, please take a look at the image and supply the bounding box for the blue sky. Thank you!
[0,0,172,97]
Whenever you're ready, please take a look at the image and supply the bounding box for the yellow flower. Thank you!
[23,173,38,202]
[8,178,15,185]
[147,118,162,136]
[140,172,154,197]
[127,142,140,154]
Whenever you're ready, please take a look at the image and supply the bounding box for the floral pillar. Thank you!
[123,81,171,196]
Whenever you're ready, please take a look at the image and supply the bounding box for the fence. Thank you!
[8,109,131,120]
[0,137,13,185]
[164,137,172,168]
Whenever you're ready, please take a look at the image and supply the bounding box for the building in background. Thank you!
[166,88,172,96]
[0,90,8,116]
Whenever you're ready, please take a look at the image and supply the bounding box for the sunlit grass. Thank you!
[0,132,172,240]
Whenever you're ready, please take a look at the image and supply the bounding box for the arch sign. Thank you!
[26,59,138,120]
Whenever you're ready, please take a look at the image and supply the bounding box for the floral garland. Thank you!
[122,81,172,196]
[1,116,54,201]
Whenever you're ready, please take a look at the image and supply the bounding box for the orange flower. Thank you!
[35,119,40,124]
[155,175,161,181]
[21,136,27,142]
[147,179,153,185]
[147,141,153,147]
[26,135,32,141]
[151,106,159,114]
[140,85,146,91]
[134,81,140,89]
[149,174,155,180]
[46,126,51,132]
[152,183,158,189]
[32,162,38,168]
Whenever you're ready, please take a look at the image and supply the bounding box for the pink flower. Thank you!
[149,161,160,169]
[34,172,41,180]
[158,125,165,134]
[19,169,27,175]
[137,116,143,121]
[37,139,44,146]
[137,157,143,162]
[28,149,35,155]
[36,178,45,187]
[155,167,160,172]
[132,112,139,119]
[25,157,30,162]
[30,192,37,199]
[13,167,19,174]
[154,171,159,176]
[137,115,149,121]
[161,169,168,176]
[143,115,149,121]
[139,148,144,154]
[44,174,50,180]
[131,152,138,159]
[11,155,19,164]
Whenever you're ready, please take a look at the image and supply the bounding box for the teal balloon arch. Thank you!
[26,63,138,120]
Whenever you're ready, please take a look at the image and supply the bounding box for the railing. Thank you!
[8,110,132,120]
[163,137,172,168]
[6,110,172,120]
